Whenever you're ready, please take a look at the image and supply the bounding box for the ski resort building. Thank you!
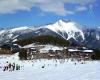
[68,48,94,60]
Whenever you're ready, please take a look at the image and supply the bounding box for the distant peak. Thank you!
[11,26,30,32]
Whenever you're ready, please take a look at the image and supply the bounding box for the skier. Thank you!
[16,64,20,70]
[8,63,12,71]
[16,64,19,70]
[12,63,15,71]
[3,61,9,71]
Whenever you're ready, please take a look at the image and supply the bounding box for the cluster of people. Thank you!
[3,61,20,71]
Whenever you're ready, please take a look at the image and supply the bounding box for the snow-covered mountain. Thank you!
[0,19,100,49]
[0,27,34,45]
[83,27,100,48]
[46,20,85,41]
[0,20,85,43]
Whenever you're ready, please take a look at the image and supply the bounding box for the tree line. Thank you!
[15,35,70,47]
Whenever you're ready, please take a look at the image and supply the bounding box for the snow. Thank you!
[11,26,30,32]
[68,49,93,53]
[82,50,93,53]
[96,34,100,40]
[68,49,80,52]
[7,33,13,38]
[0,53,100,80]
[0,30,6,35]
[46,19,85,41]
[40,45,63,53]
[0,26,35,43]
[23,44,63,53]
[23,43,35,48]
[12,39,17,42]
[0,19,86,44]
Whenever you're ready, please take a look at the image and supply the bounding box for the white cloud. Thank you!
[0,0,96,16]
[75,6,87,11]
[61,0,96,4]
[36,2,74,16]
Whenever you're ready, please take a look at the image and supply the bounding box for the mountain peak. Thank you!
[46,19,85,41]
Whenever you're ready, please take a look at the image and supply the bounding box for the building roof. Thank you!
[68,49,93,53]
[82,50,93,53]
[68,49,80,52]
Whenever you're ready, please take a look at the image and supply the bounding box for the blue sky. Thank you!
[0,0,100,28]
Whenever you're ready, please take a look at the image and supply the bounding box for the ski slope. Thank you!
[0,53,100,80]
